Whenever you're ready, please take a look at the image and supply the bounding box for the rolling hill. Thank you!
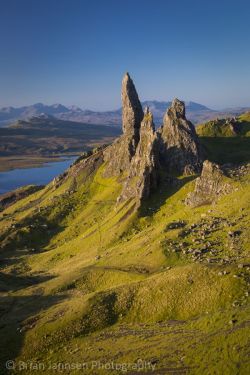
[196,112,250,137]
[196,112,250,165]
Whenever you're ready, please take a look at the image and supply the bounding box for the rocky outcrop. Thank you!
[69,149,104,182]
[118,108,159,204]
[225,118,241,135]
[158,98,203,175]
[185,160,232,207]
[196,117,242,137]
[103,135,136,177]
[103,75,205,206]
[103,73,143,176]
[53,148,105,190]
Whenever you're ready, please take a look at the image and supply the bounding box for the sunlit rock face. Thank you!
[118,107,159,205]
[121,72,144,140]
[103,73,143,177]
[185,160,232,207]
[104,75,204,206]
[158,98,203,175]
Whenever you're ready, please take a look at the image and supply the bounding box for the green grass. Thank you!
[196,111,250,139]
[0,140,249,374]
[196,119,237,137]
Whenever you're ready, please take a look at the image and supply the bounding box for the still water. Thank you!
[0,157,76,194]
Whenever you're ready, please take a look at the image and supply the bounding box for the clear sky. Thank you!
[0,0,250,110]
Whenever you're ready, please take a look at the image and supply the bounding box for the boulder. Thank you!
[185,160,233,207]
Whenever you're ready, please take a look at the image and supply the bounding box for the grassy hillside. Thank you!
[196,119,236,137]
[197,112,250,165]
[0,144,249,373]
[196,112,250,137]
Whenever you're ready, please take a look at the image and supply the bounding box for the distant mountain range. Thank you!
[0,101,249,127]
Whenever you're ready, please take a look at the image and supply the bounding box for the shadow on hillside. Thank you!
[139,174,197,218]
[0,271,65,374]
[0,294,65,374]
[200,137,250,164]
[0,271,55,292]
[0,216,67,270]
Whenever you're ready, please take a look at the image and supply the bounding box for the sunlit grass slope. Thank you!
[196,111,250,164]
[0,146,249,374]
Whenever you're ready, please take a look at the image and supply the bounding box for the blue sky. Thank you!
[0,0,249,110]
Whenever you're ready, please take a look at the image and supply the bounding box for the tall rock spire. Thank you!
[118,108,159,204]
[103,73,143,176]
[104,75,204,206]
[121,72,144,139]
[158,99,203,175]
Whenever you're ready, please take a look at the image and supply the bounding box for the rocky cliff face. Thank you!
[121,73,144,139]
[158,98,203,175]
[185,160,232,207]
[118,107,159,205]
[103,73,143,176]
[103,73,204,205]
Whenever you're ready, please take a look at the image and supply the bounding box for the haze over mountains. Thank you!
[1,101,249,127]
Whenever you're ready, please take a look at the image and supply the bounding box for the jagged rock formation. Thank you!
[69,148,104,181]
[158,98,203,174]
[121,72,144,138]
[103,73,143,176]
[118,107,159,204]
[103,74,204,206]
[185,160,232,207]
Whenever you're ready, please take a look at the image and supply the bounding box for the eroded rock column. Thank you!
[103,73,143,176]
[118,107,159,204]
[158,98,203,175]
